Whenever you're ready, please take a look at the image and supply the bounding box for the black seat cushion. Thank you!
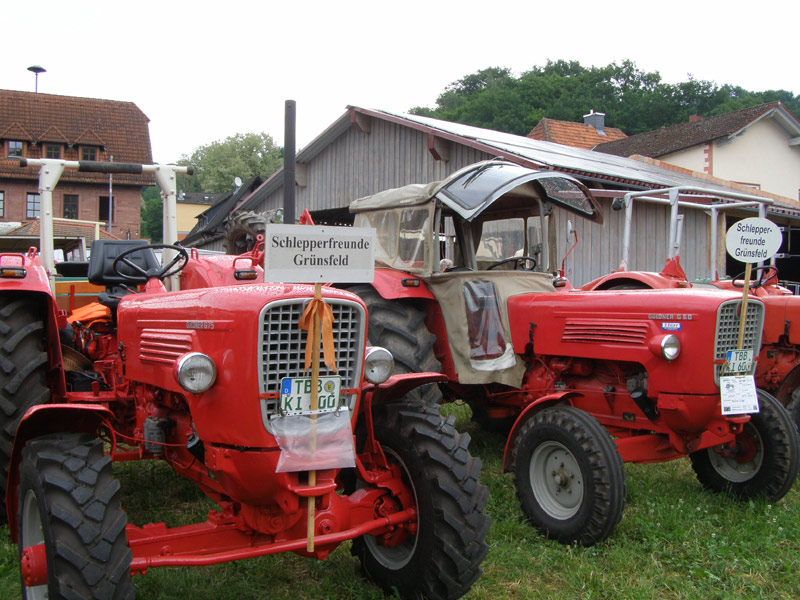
[87,240,160,287]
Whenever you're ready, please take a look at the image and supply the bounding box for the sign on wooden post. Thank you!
[722,217,782,414]
[264,224,375,552]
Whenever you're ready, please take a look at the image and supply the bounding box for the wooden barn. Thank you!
[184,107,800,286]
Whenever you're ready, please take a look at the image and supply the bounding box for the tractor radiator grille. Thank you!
[562,320,649,344]
[258,298,365,417]
[714,298,764,384]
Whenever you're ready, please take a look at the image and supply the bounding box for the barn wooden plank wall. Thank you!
[227,116,720,286]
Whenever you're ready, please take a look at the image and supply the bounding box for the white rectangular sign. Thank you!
[720,375,759,415]
[264,224,375,283]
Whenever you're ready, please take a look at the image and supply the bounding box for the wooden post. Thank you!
[736,262,753,360]
[307,282,322,552]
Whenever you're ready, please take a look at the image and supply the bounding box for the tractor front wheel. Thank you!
[18,433,133,600]
[689,389,800,501]
[512,406,626,545]
[0,295,49,521]
[352,403,490,600]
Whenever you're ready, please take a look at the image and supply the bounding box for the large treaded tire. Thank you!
[223,211,270,254]
[347,284,443,405]
[18,433,133,600]
[0,295,49,521]
[689,389,800,501]
[512,406,627,545]
[352,403,490,600]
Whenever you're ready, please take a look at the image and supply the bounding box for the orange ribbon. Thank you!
[298,296,338,374]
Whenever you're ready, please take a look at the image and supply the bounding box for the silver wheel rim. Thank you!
[530,440,584,519]
[708,423,763,482]
[21,488,48,599]
[363,447,418,569]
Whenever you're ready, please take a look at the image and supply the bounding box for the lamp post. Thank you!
[27,65,46,92]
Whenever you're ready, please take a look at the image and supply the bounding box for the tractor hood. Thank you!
[350,159,603,223]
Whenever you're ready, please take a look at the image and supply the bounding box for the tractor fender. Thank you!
[501,391,582,472]
[368,268,436,301]
[362,372,447,406]
[6,403,114,540]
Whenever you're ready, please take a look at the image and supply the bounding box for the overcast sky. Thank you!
[3,0,797,167]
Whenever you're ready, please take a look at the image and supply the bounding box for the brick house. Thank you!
[0,89,154,239]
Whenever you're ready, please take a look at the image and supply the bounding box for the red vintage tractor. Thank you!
[581,186,800,426]
[1,159,490,600]
[343,159,800,546]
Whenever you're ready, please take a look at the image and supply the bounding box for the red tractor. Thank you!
[1,159,490,600]
[581,186,800,426]
[343,159,800,546]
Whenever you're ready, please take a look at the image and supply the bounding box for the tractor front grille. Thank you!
[714,298,765,384]
[258,297,365,418]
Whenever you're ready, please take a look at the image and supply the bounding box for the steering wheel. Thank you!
[487,256,538,271]
[112,243,189,282]
[731,265,779,289]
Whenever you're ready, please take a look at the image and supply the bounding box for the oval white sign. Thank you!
[725,217,782,262]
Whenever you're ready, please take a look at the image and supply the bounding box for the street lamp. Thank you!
[27,65,46,92]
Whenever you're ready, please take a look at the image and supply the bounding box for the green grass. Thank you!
[2,405,800,599]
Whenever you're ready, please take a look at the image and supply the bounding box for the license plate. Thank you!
[279,376,341,415]
[724,349,753,374]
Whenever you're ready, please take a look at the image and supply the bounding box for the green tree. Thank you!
[177,132,283,194]
[410,60,800,137]
[139,185,162,242]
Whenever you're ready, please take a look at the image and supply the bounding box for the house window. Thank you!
[0,191,4,218]
[46,144,61,159]
[63,195,79,219]
[81,146,97,161]
[99,196,114,223]
[26,193,41,218]
[8,141,23,157]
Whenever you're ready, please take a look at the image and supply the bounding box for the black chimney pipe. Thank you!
[283,100,296,224]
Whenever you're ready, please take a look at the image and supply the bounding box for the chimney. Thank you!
[689,115,703,123]
[583,110,606,135]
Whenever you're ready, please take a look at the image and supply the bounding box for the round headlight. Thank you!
[364,346,394,384]
[660,334,681,361]
[175,352,217,393]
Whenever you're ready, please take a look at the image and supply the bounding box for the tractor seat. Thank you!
[87,240,160,312]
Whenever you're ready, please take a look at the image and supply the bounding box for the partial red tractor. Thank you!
[582,186,800,426]
[341,159,800,546]
[0,159,490,600]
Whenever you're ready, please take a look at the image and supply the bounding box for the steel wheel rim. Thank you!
[530,440,584,519]
[363,447,419,569]
[708,423,764,482]
[21,488,47,599]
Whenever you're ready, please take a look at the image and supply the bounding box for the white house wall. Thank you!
[661,118,800,202]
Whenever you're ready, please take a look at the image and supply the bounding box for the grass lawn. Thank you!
[2,404,799,599]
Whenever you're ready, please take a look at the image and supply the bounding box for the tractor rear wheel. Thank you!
[223,211,270,254]
[18,433,133,600]
[347,284,443,405]
[0,295,49,521]
[352,403,490,600]
[512,406,626,545]
[689,389,800,501]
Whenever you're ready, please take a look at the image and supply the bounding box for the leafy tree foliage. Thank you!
[176,132,283,194]
[139,185,163,242]
[410,60,800,136]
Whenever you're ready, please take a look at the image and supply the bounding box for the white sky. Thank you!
[3,0,797,166]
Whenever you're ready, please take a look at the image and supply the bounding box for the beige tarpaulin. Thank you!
[423,270,555,387]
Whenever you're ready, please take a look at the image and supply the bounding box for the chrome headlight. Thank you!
[175,352,217,393]
[364,346,394,384]
[660,334,681,361]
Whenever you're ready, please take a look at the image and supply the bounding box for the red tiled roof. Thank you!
[594,102,798,158]
[0,89,154,186]
[527,118,627,149]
